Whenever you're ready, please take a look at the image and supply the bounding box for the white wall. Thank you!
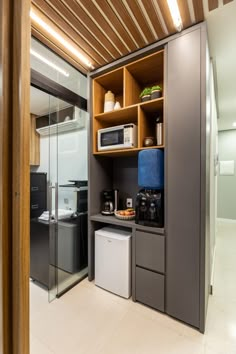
[217,129,236,220]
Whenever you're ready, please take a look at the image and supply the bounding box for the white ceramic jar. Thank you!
[104,90,115,112]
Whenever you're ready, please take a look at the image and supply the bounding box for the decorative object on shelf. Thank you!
[104,90,115,112]
[156,116,163,146]
[139,87,152,102]
[151,85,162,100]
[143,136,156,147]
[115,209,135,220]
[114,101,121,110]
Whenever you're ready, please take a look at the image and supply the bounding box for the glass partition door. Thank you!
[48,95,89,300]
[30,85,88,302]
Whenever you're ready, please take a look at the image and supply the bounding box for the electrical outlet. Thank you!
[126,198,133,208]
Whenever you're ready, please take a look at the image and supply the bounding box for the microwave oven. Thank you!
[97,124,137,151]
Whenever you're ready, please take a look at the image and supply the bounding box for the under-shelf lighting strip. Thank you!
[30,10,94,69]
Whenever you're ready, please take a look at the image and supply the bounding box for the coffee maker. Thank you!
[101,189,118,215]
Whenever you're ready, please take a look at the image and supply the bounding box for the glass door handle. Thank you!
[54,182,58,223]
[49,183,58,222]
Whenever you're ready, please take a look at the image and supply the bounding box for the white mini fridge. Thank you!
[95,227,132,298]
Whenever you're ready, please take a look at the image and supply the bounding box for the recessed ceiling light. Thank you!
[233,122,236,127]
[30,49,70,77]
[167,0,183,32]
[30,10,94,69]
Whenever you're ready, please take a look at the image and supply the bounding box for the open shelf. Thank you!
[92,49,165,155]
[93,67,124,115]
[94,105,137,123]
[90,214,165,234]
[93,146,164,157]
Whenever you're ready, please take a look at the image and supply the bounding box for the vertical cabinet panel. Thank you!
[166,29,201,328]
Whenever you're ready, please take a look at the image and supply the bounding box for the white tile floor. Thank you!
[30,220,236,354]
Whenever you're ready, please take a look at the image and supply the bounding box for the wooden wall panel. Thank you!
[0,1,12,353]
[12,0,31,353]
[0,0,30,353]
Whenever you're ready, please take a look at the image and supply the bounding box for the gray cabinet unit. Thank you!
[165,26,210,332]
[88,23,211,333]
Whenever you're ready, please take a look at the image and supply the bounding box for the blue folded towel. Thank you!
[138,149,164,189]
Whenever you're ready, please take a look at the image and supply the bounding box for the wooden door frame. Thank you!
[0,0,31,353]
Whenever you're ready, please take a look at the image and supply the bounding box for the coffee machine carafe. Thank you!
[101,189,118,215]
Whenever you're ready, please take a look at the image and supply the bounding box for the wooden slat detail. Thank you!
[192,0,205,22]
[60,0,121,59]
[208,0,219,11]
[156,0,176,34]
[93,0,137,52]
[12,0,31,353]
[223,0,233,4]
[141,0,166,38]
[177,0,192,27]
[31,28,88,74]
[79,0,129,55]
[0,1,12,353]
[109,0,146,47]
[41,0,113,62]
[31,2,104,66]
[125,0,156,42]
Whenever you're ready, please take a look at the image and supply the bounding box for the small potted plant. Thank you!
[139,87,152,102]
[151,85,162,100]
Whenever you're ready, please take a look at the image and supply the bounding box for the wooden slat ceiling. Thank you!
[31,0,235,73]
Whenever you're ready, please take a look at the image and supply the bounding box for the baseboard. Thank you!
[217,218,236,224]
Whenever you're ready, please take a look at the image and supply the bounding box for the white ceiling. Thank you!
[206,1,236,131]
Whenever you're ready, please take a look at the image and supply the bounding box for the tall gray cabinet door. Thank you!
[166,29,201,328]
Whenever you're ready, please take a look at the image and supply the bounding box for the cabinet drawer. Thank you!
[30,173,46,192]
[136,267,164,312]
[136,230,165,273]
[30,192,46,218]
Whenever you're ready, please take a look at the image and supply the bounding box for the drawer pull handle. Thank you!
[31,187,39,191]
[31,204,39,209]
